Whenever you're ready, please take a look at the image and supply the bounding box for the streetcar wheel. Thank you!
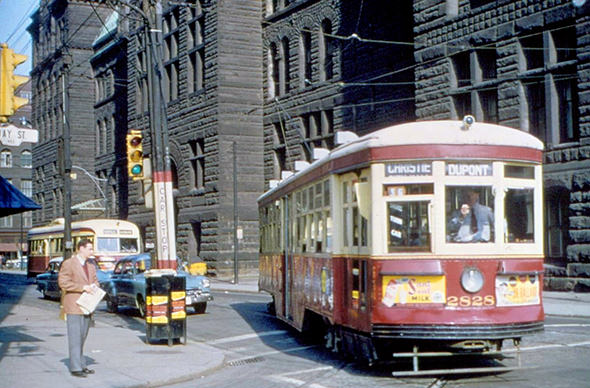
[193,302,207,314]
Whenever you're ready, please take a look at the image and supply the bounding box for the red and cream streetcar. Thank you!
[258,118,544,375]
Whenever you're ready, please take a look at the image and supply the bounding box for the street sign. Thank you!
[0,124,38,146]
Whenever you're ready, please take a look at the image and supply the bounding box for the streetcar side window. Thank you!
[505,188,535,243]
[292,179,331,253]
[387,201,430,252]
[446,186,495,243]
[343,179,369,249]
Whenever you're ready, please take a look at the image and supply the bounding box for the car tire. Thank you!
[136,295,146,318]
[106,296,118,313]
[193,302,207,314]
[40,287,48,300]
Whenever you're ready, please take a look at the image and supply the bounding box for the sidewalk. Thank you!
[0,272,587,388]
[542,291,590,317]
[0,274,261,388]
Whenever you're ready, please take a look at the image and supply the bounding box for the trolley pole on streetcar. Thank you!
[144,0,176,269]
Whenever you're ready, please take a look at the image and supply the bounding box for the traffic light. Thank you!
[0,43,29,122]
[126,130,144,179]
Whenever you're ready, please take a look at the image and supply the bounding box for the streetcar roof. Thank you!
[338,120,544,153]
[27,218,140,236]
[259,120,543,202]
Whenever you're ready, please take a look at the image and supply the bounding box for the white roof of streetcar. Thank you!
[259,120,544,202]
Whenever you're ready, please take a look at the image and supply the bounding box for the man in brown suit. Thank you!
[58,239,99,378]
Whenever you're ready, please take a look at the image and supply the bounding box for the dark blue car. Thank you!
[103,253,213,316]
[36,257,112,299]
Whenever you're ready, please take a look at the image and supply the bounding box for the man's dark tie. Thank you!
[471,211,478,234]
[83,262,89,279]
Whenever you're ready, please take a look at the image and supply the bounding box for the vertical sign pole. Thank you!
[233,141,239,284]
[145,0,176,269]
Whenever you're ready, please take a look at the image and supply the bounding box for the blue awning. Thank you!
[0,174,41,217]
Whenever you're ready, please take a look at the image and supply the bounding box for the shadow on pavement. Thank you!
[0,272,34,363]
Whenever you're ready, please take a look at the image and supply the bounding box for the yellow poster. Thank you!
[381,275,446,306]
[496,274,540,306]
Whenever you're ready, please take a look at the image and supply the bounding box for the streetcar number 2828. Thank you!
[447,295,495,307]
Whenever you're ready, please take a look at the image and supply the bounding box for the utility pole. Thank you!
[61,56,73,259]
[144,0,176,269]
[233,141,239,284]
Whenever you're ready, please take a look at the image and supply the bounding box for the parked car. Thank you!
[103,253,213,316]
[36,258,63,299]
[5,256,28,269]
[36,257,113,300]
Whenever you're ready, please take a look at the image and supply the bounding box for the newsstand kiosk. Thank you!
[145,269,187,346]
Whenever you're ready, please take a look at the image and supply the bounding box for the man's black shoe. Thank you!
[70,371,87,378]
[82,368,95,374]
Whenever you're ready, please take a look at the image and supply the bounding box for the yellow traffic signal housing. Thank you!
[0,43,29,122]
[126,130,144,179]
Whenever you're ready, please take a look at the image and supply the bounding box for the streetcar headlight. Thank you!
[460,267,484,293]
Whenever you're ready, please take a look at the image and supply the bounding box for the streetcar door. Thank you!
[347,258,369,329]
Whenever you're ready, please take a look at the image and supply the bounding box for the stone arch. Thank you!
[167,138,184,190]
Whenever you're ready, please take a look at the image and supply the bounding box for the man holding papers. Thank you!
[58,239,101,378]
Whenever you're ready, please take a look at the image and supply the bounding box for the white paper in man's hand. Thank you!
[76,286,106,314]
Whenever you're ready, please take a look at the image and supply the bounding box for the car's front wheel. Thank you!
[193,302,207,314]
[136,295,146,318]
[40,287,48,299]
[106,296,118,313]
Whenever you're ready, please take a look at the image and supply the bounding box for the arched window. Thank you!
[20,150,32,168]
[0,150,12,167]
[281,37,290,94]
[299,30,312,88]
[268,43,278,99]
[319,19,334,81]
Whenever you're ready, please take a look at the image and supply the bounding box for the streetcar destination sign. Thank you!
[0,125,39,146]
[385,162,432,176]
[446,163,492,176]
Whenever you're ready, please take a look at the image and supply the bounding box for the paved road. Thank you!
[2,272,589,388]
[168,290,590,388]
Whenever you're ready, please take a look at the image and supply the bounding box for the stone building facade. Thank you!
[0,81,34,262]
[124,0,264,276]
[413,0,590,291]
[28,0,112,225]
[90,10,129,219]
[261,1,415,183]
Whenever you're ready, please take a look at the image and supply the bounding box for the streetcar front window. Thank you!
[387,201,430,252]
[97,237,119,252]
[446,186,495,243]
[505,188,535,243]
[120,238,139,253]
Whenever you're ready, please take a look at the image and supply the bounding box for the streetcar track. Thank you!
[206,329,287,345]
